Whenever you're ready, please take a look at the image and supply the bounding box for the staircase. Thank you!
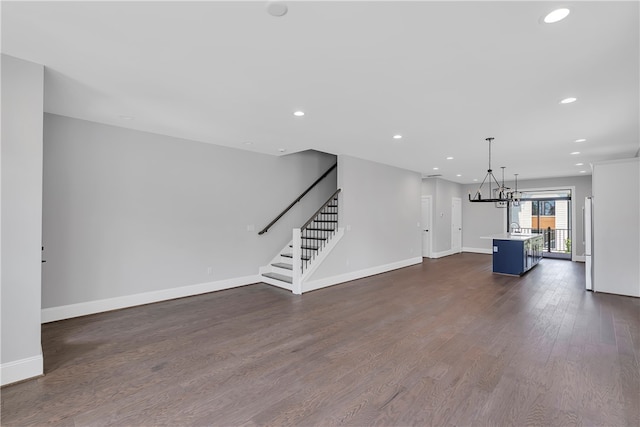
[260,189,342,293]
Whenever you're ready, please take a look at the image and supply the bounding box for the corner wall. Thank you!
[304,155,422,290]
[1,55,44,385]
[41,114,336,320]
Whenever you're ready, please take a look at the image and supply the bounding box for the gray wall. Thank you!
[1,55,44,384]
[462,175,592,256]
[421,178,464,254]
[592,158,639,297]
[42,114,336,308]
[307,155,422,281]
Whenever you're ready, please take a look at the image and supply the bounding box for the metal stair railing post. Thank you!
[299,188,341,275]
[292,229,302,294]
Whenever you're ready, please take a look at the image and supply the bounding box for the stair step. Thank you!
[271,262,293,270]
[281,253,311,261]
[306,227,336,231]
[314,220,338,223]
[327,204,338,208]
[262,272,292,284]
[289,245,319,250]
[301,236,327,240]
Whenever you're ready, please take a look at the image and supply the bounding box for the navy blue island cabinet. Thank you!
[487,234,543,275]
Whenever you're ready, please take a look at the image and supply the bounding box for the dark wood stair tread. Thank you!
[288,245,319,250]
[262,272,292,284]
[271,262,293,270]
[281,253,311,261]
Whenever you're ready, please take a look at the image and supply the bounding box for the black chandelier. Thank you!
[468,137,521,206]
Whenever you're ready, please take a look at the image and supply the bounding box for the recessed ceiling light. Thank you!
[574,138,587,143]
[560,97,577,104]
[393,135,402,140]
[118,115,134,120]
[580,170,587,174]
[544,8,570,24]
[244,141,253,145]
[570,151,580,155]
[446,156,454,160]
[278,148,286,152]
[456,174,462,177]
[433,167,439,170]
[293,111,304,117]
[266,1,288,17]
[473,178,478,182]
[575,162,584,166]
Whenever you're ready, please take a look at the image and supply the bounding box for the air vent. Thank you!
[426,174,442,178]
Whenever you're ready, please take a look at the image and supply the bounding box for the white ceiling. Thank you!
[2,1,639,183]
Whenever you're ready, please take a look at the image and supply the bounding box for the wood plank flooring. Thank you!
[2,253,639,426]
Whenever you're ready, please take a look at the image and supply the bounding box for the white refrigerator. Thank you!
[584,196,593,291]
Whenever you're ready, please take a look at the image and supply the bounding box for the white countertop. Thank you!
[481,233,543,241]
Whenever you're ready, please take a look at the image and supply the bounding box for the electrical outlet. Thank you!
[207,267,213,275]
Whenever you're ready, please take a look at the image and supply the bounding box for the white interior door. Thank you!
[421,196,432,258]
[452,197,462,253]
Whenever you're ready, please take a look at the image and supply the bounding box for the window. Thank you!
[532,201,555,216]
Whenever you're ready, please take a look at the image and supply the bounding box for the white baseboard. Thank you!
[463,247,492,255]
[302,257,423,293]
[574,255,585,262]
[431,249,461,259]
[41,275,260,323]
[1,352,43,386]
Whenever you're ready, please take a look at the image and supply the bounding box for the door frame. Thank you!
[421,195,433,258]
[507,185,577,261]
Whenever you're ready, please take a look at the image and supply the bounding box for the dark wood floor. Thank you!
[2,254,639,426]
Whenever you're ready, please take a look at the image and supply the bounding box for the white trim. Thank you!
[41,275,260,323]
[463,247,492,255]
[0,352,43,386]
[574,255,586,262]
[431,249,456,258]
[302,257,422,293]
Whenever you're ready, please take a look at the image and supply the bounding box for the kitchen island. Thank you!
[482,233,543,275]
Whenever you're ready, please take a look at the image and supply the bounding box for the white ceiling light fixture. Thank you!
[560,97,577,104]
[293,110,304,117]
[433,167,439,170]
[543,8,570,24]
[393,134,402,140]
[266,1,288,17]
[456,174,462,177]
[278,148,286,152]
[580,170,587,174]
[574,138,587,143]
[446,156,454,160]
[570,151,580,155]
[575,162,584,166]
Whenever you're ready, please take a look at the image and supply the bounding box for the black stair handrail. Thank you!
[258,163,337,235]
